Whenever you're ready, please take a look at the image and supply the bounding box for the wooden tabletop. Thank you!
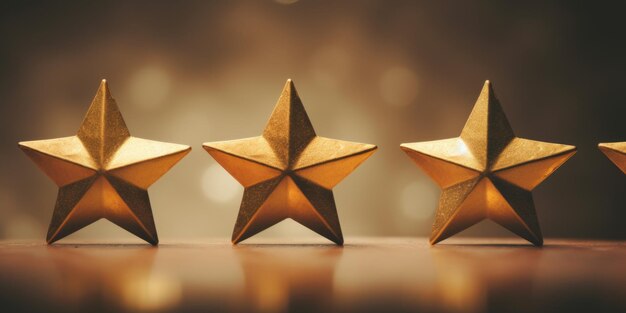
[0,237,624,313]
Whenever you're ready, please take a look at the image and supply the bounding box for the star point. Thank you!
[460,80,515,168]
[77,80,131,165]
[262,79,317,167]
[599,142,626,173]
[19,80,190,245]
[402,81,576,246]
[204,79,377,245]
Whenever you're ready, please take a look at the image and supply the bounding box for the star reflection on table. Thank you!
[0,238,624,313]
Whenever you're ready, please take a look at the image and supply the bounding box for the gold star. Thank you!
[19,80,191,245]
[599,142,626,174]
[203,79,377,245]
[401,81,576,246]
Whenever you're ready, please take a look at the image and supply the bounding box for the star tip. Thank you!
[284,78,296,90]
[399,144,415,153]
[143,232,159,245]
[563,144,578,155]
[482,80,495,93]
[329,233,344,245]
[429,233,444,245]
[231,231,245,244]
[201,143,214,151]
[365,143,379,152]
[97,79,112,96]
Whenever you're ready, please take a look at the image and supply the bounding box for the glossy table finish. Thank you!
[0,238,624,313]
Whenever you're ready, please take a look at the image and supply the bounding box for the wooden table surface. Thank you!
[0,237,624,313]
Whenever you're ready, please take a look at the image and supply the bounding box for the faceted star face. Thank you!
[19,80,191,245]
[401,81,576,246]
[599,142,626,174]
[203,79,377,245]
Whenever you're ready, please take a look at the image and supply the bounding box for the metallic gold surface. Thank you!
[203,79,377,245]
[599,142,626,174]
[18,80,191,245]
[401,81,576,246]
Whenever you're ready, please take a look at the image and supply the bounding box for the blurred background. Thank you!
[0,0,624,242]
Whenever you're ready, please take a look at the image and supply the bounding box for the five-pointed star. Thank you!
[19,80,191,245]
[401,81,576,246]
[599,142,626,174]
[203,79,377,245]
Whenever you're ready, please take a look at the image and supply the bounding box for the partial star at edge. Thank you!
[599,142,626,174]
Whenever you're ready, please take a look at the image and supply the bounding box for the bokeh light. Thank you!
[1,1,624,241]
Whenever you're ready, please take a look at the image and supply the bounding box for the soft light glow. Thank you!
[309,46,351,88]
[122,273,182,311]
[3,214,40,238]
[379,67,419,107]
[128,66,171,110]
[201,163,241,203]
[452,139,470,157]
[400,181,436,221]
[253,276,287,313]
[436,268,485,313]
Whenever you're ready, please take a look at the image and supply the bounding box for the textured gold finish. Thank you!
[19,80,191,245]
[203,79,377,245]
[599,142,626,174]
[401,81,576,246]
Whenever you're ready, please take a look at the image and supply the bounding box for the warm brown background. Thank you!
[1,1,624,242]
